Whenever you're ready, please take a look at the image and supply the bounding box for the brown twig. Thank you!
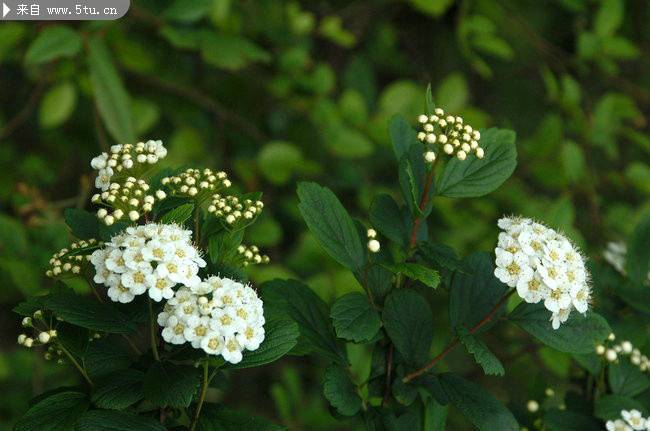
[382,344,394,406]
[126,72,268,142]
[402,289,516,383]
[0,79,47,142]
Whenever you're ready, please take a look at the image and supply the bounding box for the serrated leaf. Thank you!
[435,128,517,198]
[14,391,88,431]
[438,373,518,431]
[369,193,409,247]
[595,394,646,421]
[260,279,346,364]
[44,289,137,334]
[458,330,504,376]
[226,318,299,369]
[75,410,165,431]
[389,114,419,161]
[195,405,283,431]
[449,252,508,333]
[143,361,200,408]
[322,365,362,416]
[509,302,610,354]
[64,208,99,240]
[88,37,135,145]
[383,262,440,288]
[92,370,144,410]
[330,292,381,342]
[159,202,194,225]
[85,336,132,379]
[383,289,433,366]
[25,25,82,66]
[297,182,365,273]
[609,360,650,397]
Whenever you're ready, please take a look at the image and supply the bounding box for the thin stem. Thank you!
[382,344,394,406]
[189,362,210,431]
[58,343,94,387]
[402,289,516,383]
[121,334,142,356]
[408,162,437,252]
[148,298,160,361]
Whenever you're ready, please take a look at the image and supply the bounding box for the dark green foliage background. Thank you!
[0,0,648,429]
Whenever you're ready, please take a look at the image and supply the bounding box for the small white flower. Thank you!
[622,410,645,430]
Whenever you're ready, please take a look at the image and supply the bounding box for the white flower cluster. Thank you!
[237,244,270,266]
[161,168,231,199]
[157,276,265,364]
[91,140,168,191]
[494,216,591,329]
[208,195,264,226]
[90,223,206,303]
[91,178,167,225]
[367,228,380,253]
[417,108,484,162]
[603,241,650,283]
[606,410,650,431]
[596,333,650,371]
[46,239,99,278]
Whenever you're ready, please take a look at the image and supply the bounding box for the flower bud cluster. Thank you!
[417,108,484,162]
[90,223,206,303]
[606,409,648,431]
[17,312,58,350]
[46,239,100,278]
[367,228,380,253]
[158,276,265,364]
[161,168,231,200]
[237,244,270,266]
[208,195,264,226]
[91,140,168,191]
[91,178,167,225]
[596,333,650,371]
[494,216,591,329]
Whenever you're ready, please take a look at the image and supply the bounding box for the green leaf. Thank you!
[257,141,304,185]
[163,0,214,23]
[543,409,600,431]
[260,279,346,364]
[509,302,610,354]
[85,337,132,379]
[64,208,99,240]
[75,410,166,431]
[383,262,440,288]
[595,394,646,421]
[92,370,144,410]
[389,115,419,161]
[25,25,82,66]
[39,82,77,128]
[226,318,299,369]
[438,373,518,431]
[322,365,362,416]
[369,196,407,247]
[449,252,508,333]
[297,182,365,273]
[201,33,270,71]
[609,360,650,397]
[392,378,418,406]
[195,405,283,431]
[425,83,436,115]
[44,289,138,334]
[159,202,194,225]
[435,128,517,198]
[626,213,650,285]
[143,361,200,408]
[14,391,89,431]
[424,396,448,431]
[458,330,505,376]
[330,292,381,342]
[595,0,623,36]
[383,289,433,366]
[208,229,244,264]
[87,37,135,145]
